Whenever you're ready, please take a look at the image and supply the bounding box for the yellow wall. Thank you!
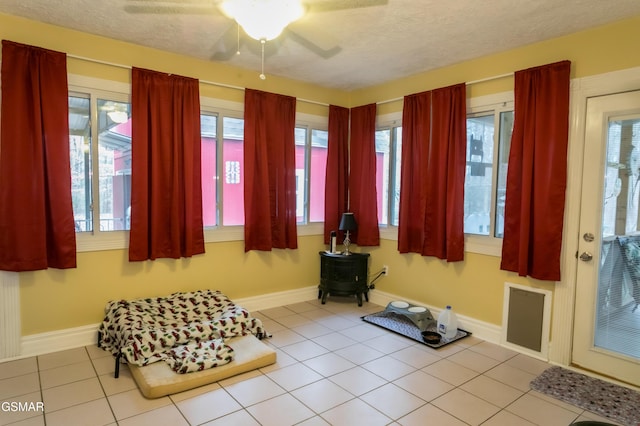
[19,236,324,334]
[0,13,348,111]
[360,241,555,326]
[2,12,640,336]
[351,15,640,114]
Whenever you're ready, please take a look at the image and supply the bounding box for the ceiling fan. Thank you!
[124,0,388,78]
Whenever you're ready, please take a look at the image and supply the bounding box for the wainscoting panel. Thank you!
[0,271,20,359]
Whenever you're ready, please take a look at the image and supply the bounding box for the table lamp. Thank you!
[339,212,357,255]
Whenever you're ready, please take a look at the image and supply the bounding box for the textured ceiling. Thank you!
[1,0,640,90]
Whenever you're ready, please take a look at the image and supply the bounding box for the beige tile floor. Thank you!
[0,298,624,426]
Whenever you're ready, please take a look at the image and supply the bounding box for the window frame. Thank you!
[200,97,246,242]
[199,110,219,229]
[376,112,403,240]
[70,75,514,255]
[70,75,132,252]
[68,93,92,234]
[295,125,310,224]
[375,93,514,257]
[295,112,328,235]
[464,91,514,257]
[71,76,328,252]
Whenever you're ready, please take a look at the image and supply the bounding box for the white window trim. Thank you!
[71,79,328,252]
[70,75,131,252]
[465,91,514,257]
[377,112,402,239]
[296,112,329,228]
[70,77,514,254]
[376,92,515,258]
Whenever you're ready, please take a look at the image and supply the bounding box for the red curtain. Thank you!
[397,83,467,261]
[0,40,76,271]
[500,61,571,281]
[349,103,379,246]
[398,91,431,254]
[243,89,297,251]
[128,67,204,261]
[323,105,350,244]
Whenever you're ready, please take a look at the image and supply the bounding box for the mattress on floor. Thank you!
[129,334,276,399]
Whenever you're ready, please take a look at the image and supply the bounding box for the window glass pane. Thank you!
[310,129,328,222]
[495,111,514,238]
[295,128,307,223]
[376,129,391,224]
[602,120,640,237]
[603,122,622,237]
[390,127,402,226]
[464,114,494,235]
[222,117,244,226]
[97,99,131,231]
[69,95,92,232]
[201,114,217,227]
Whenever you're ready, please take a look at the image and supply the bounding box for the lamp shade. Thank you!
[339,212,357,232]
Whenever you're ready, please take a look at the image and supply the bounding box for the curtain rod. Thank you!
[68,53,513,109]
[376,72,515,106]
[66,53,330,107]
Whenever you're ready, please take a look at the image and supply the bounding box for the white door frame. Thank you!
[550,66,640,366]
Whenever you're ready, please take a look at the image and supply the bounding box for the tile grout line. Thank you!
[2,300,616,425]
[85,345,119,425]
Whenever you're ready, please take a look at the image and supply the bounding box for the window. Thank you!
[495,111,514,238]
[295,126,328,224]
[221,116,244,226]
[69,94,132,234]
[375,129,391,225]
[69,77,330,250]
[464,102,514,245]
[97,99,132,232]
[295,127,308,222]
[390,127,402,226]
[201,113,218,227]
[602,119,640,237]
[69,95,92,232]
[310,129,328,222]
[465,113,494,236]
[375,125,402,226]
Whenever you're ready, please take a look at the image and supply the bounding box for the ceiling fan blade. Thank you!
[287,18,341,53]
[124,0,218,14]
[285,27,342,59]
[304,0,388,13]
[211,23,242,61]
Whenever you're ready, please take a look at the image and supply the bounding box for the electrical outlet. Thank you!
[382,265,389,275]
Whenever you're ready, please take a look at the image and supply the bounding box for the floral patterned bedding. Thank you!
[98,290,267,373]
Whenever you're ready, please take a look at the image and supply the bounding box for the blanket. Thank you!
[167,338,235,374]
[98,290,266,373]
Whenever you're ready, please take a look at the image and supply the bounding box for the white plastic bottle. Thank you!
[437,305,458,339]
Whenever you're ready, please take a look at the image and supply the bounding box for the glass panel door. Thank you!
[573,90,640,387]
[596,116,640,357]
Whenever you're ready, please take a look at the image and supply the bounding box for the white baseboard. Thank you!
[3,286,320,362]
[5,286,507,362]
[19,324,100,360]
[233,285,319,312]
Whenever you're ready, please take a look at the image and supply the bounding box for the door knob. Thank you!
[579,252,593,261]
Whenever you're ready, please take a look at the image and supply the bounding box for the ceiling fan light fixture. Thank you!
[220,0,304,41]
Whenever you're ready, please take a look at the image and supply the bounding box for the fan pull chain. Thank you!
[259,39,266,80]
[236,23,240,55]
